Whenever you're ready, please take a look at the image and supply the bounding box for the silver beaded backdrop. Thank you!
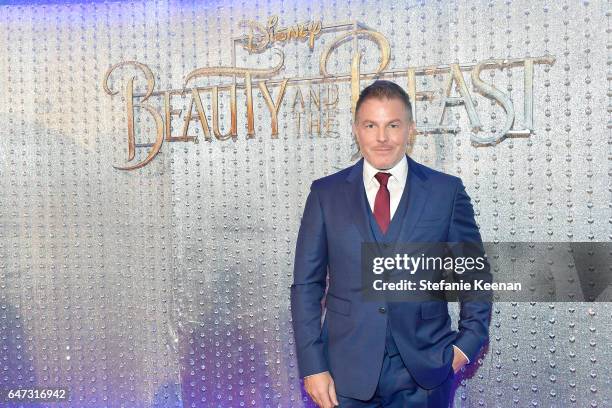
[0,0,609,407]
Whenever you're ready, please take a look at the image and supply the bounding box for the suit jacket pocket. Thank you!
[325,293,351,316]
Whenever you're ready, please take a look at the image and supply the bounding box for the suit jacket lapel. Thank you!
[395,155,430,242]
[344,157,374,243]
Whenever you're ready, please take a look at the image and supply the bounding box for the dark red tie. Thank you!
[374,172,391,234]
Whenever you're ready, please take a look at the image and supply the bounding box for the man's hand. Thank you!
[452,345,469,374]
[304,371,339,408]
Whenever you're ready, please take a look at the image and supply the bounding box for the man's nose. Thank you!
[376,128,389,142]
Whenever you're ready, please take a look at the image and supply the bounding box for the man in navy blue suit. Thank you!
[290,80,492,407]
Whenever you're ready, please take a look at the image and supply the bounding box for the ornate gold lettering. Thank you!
[102,61,163,170]
[182,88,212,142]
[471,59,516,144]
[212,84,238,140]
[165,90,198,143]
[258,78,289,137]
[319,29,390,120]
[438,63,482,132]
[239,15,322,53]
[102,16,555,170]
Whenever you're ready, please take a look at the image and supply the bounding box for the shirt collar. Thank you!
[363,154,408,187]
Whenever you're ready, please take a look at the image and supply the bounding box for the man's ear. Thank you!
[405,120,417,155]
[350,121,362,160]
[351,122,358,141]
[408,119,416,136]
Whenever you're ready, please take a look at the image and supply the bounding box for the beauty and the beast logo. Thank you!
[102,15,554,170]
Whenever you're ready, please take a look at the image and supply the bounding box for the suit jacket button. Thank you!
[378,307,386,314]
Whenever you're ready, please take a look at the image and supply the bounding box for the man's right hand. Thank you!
[303,371,339,408]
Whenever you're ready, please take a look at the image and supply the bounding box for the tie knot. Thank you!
[375,172,391,187]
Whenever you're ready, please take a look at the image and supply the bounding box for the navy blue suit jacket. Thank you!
[290,154,492,400]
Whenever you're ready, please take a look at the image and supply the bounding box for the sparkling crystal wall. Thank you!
[0,0,609,407]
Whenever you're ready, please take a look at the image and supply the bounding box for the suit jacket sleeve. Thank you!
[447,178,493,364]
[290,181,329,378]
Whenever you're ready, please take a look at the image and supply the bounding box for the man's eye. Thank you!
[389,124,399,128]
[365,124,374,128]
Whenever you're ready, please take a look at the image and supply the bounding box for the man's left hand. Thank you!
[452,345,469,374]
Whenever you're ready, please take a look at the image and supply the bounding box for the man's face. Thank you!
[352,97,415,170]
